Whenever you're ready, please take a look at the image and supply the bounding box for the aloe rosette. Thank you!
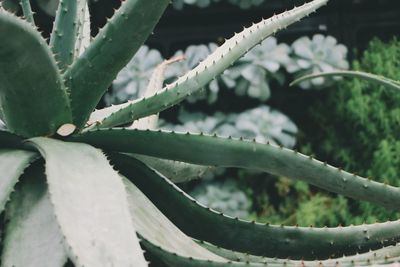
[1,0,400,266]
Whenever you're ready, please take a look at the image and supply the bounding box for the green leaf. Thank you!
[142,237,400,267]
[109,152,400,260]
[64,0,169,129]
[96,0,329,128]
[133,154,210,183]
[19,0,35,24]
[88,56,184,128]
[2,163,67,267]
[0,11,72,137]
[290,70,400,91]
[199,240,400,266]
[73,0,90,58]
[29,137,147,267]
[123,177,225,262]
[73,129,400,211]
[50,0,81,71]
[0,149,37,214]
[142,238,265,267]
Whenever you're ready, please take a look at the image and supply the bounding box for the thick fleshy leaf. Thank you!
[72,129,400,211]
[96,0,329,128]
[125,176,384,266]
[124,177,224,262]
[50,0,82,71]
[29,138,147,267]
[109,152,400,260]
[290,70,400,91]
[0,10,72,137]
[64,0,169,128]
[0,149,37,213]
[199,240,400,266]
[88,56,183,128]
[20,0,35,24]
[134,154,210,183]
[142,238,400,267]
[73,0,90,58]
[2,163,67,267]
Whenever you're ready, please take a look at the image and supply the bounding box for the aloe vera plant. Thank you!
[2,0,400,266]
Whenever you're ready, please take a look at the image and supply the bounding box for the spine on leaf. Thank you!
[64,0,169,129]
[50,0,80,71]
[0,11,72,137]
[72,129,400,211]
[107,152,400,260]
[97,0,328,129]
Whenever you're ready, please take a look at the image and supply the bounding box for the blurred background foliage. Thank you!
[2,0,400,227]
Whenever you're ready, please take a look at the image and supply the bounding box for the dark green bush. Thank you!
[300,38,400,224]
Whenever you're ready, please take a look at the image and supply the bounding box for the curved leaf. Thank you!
[0,149,37,213]
[142,238,400,267]
[64,0,169,128]
[29,138,147,267]
[109,153,400,260]
[50,0,81,71]
[72,129,400,211]
[134,154,210,183]
[199,240,400,266]
[290,70,400,91]
[123,177,224,262]
[2,163,67,267]
[0,10,72,137]
[20,0,35,24]
[96,0,329,128]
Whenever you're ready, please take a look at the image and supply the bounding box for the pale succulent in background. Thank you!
[106,46,164,105]
[190,179,252,218]
[172,0,264,9]
[2,0,400,266]
[109,35,349,106]
[288,34,349,89]
[223,37,291,100]
[165,43,220,103]
[161,105,298,148]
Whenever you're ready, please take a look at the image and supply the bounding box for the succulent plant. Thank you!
[161,105,298,148]
[3,0,400,266]
[172,0,264,10]
[190,179,251,218]
[165,43,220,103]
[106,46,164,105]
[110,35,347,107]
[172,0,212,9]
[223,37,291,100]
[288,34,349,89]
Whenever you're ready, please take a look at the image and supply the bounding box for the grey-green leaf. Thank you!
[72,129,400,211]
[109,153,400,260]
[64,0,169,128]
[19,0,35,24]
[133,154,210,183]
[2,163,67,267]
[29,137,147,267]
[0,149,37,213]
[142,238,400,267]
[290,70,400,91]
[124,177,225,262]
[0,10,72,137]
[97,0,328,128]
